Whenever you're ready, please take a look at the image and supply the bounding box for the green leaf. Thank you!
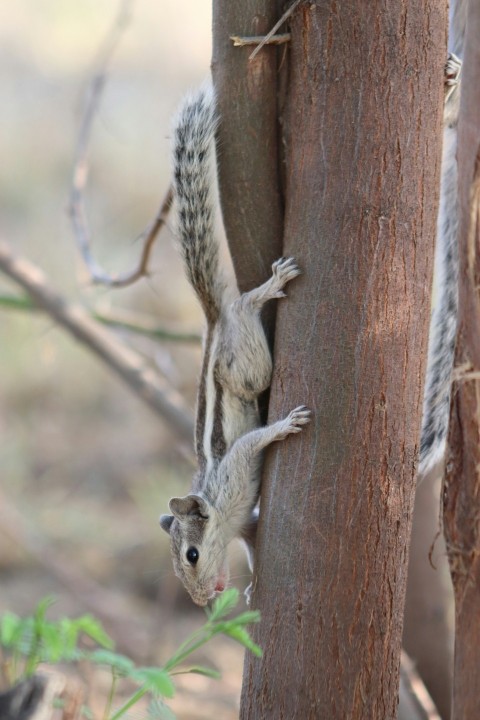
[33,596,56,624]
[74,615,113,649]
[223,626,262,657]
[41,623,64,662]
[14,618,34,655]
[33,595,56,638]
[206,588,239,622]
[226,610,261,626]
[176,665,221,680]
[0,612,23,647]
[59,619,78,656]
[130,667,175,698]
[148,698,177,720]
[88,649,135,676]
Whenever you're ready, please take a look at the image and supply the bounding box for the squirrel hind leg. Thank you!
[215,311,273,401]
[240,257,301,310]
[215,256,301,400]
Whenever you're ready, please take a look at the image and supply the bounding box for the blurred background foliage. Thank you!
[0,2,245,717]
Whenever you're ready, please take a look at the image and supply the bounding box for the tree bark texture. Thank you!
[444,3,480,718]
[240,3,447,719]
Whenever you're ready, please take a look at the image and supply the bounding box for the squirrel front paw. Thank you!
[444,52,462,88]
[268,257,301,298]
[275,405,312,440]
[285,405,312,432]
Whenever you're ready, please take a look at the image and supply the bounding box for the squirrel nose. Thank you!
[215,581,225,593]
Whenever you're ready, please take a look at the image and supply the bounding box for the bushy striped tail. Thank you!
[172,84,224,326]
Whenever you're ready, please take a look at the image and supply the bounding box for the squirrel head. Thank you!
[160,494,229,606]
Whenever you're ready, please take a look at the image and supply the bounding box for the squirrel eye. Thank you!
[186,547,199,565]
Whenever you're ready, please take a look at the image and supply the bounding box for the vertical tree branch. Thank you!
[241,2,446,718]
[444,2,480,718]
[211,0,283,301]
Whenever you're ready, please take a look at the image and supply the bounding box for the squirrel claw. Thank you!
[281,406,312,436]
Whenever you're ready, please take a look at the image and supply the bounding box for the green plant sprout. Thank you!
[0,589,261,720]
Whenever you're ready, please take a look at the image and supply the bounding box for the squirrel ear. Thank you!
[169,494,210,519]
[159,514,174,534]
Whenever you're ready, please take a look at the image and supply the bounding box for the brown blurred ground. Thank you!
[0,2,245,717]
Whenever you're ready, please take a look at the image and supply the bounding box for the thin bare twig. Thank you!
[0,291,201,344]
[69,0,172,287]
[231,33,290,47]
[249,0,302,61]
[0,242,194,443]
[399,651,442,720]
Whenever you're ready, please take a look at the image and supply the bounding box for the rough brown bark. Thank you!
[239,3,447,719]
[444,3,480,718]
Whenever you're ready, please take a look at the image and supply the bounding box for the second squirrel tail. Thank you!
[419,121,459,475]
[172,85,224,326]
[418,0,465,475]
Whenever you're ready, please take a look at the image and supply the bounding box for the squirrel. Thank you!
[160,4,464,605]
[159,85,311,607]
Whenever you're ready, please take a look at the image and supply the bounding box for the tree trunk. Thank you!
[238,2,447,719]
[444,2,480,718]
[212,4,454,716]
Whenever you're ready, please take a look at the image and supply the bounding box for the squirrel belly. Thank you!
[159,86,311,606]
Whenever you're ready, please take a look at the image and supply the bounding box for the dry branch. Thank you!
[398,652,442,720]
[0,243,194,443]
[248,0,302,61]
[0,292,201,345]
[230,33,290,48]
[69,0,172,288]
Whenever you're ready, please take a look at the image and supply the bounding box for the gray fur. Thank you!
[172,84,224,327]
[161,87,311,605]
[418,36,464,472]
[449,0,467,59]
